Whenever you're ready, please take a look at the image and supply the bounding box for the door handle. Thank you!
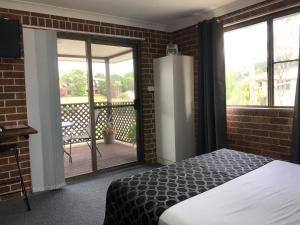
[133,99,140,110]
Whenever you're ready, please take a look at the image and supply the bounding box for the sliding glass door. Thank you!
[57,39,93,178]
[90,42,138,170]
[57,34,142,178]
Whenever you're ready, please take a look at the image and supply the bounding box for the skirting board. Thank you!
[32,182,66,193]
[157,157,175,166]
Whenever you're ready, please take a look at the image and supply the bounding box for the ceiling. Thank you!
[2,0,265,31]
[57,39,132,63]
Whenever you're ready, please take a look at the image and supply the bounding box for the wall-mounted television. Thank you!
[0,19,21,58]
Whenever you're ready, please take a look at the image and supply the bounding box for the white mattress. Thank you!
[159,160,300,225]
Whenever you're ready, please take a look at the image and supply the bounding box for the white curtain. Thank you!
[23,28,65,192]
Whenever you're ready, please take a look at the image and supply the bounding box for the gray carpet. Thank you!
[0,164,160,225]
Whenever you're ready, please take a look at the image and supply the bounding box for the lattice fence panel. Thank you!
[94,102,109,140]
[61,103,90,144]
[61,102,136,144]
[111,103,136,143]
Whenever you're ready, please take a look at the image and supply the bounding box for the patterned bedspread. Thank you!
[103,148,272,225]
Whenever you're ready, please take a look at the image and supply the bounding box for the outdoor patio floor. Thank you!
[64,141,137,178]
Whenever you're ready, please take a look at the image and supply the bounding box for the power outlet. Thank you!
[147,86,155,92]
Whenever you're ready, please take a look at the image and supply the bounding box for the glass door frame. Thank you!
[57,32,144,172]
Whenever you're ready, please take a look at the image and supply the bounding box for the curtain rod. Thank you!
[22,24,145,41]
[223,2,300,28]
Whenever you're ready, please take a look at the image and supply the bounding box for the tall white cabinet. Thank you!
[154,55,195,165]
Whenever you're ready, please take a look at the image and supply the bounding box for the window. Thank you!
[225,11,300,107]
[225,22,268,106]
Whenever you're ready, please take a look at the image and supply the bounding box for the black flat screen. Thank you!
[0,19,21,58]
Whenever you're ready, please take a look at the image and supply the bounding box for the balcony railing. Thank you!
[61,102,136,144]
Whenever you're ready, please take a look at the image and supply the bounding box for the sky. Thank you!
[224,12,300,71]
[224,22,267,70]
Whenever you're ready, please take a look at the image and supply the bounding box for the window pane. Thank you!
[274,61,298,106]
[225,22,268,106]
[57,39,89,104]
[274,12,300,62]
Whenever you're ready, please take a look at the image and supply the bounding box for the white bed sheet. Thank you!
[159,160,300,225]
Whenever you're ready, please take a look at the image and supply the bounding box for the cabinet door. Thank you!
[154,56,176,164]
[173,56,195,161]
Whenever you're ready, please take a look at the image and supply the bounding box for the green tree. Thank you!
[226,68,249,105]
[94,73,107,96]
[60,70,87,96]
[255,61,267,74]
[119,92,130,100]
[255,86,267,105]
[111,74,123,96]
[121,72,134,92]
[127,122,136,146]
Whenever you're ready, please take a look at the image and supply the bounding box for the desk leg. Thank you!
[15,146,31,211]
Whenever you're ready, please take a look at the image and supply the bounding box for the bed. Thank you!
[159,159,300,225]
[103,148,275,225]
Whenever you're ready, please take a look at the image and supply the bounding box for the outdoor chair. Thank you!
[63,109,102,163]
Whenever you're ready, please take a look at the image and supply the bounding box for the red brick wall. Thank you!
[222,0,300,25]
[171,0,299,159]
[1,0,299,200]
[0,56,30,200]
[0,8,170,199]
[172,26,199,147]
[227,108,293,160]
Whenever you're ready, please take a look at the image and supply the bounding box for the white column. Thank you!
[105,58,112,103]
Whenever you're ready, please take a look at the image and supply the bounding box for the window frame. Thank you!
[224,6,300,108]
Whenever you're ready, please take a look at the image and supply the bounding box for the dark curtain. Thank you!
[291,42,300,164]
[197,18,227,155]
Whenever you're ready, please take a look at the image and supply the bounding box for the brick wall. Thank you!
[171,0,300,160]
[1,0,299,200]
[222,0,300,25]
[227,108,293,160]
[0,8,170,199]
[0,57,30,200]
[172,25,199,147]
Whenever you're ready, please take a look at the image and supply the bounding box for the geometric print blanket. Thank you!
[103,149,272,225]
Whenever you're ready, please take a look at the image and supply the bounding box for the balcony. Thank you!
[61,101,137,178]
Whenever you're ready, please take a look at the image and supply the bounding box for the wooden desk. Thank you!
[0,126,37,140]
[0,126,36,210]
